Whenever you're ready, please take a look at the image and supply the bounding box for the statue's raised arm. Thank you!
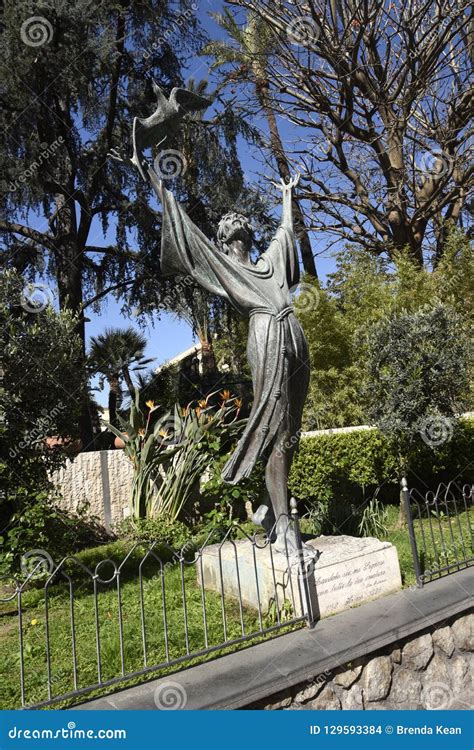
[262,174,302,292]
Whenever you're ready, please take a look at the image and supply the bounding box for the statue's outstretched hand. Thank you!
[108,147,151,185]
[271,173,300,192]
[108,148,133,167]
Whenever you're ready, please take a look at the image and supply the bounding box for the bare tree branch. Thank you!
[229,0,473,264]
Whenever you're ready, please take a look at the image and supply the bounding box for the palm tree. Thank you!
[202,9,318,278]
[88,327,153,426]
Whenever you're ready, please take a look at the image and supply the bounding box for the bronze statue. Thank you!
[110,89,311,556]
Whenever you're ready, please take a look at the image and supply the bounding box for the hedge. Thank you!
[289,419,473,534]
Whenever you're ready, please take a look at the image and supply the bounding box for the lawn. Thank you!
[383,505,472,588]
[0,540,298,710]
[0,506,471,710]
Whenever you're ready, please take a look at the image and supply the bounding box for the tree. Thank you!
[1,0,204,329]
[327,227,473,337]
[0,269,85,550]
[295,228,473,429]
[364,303,470,479]
[294,277,364,428]
[0,0,204,441]
[88,327,153,426]
[228,0,473,265]
[202,9,318,276]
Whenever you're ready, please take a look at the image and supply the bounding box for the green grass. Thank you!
[383,505,472,588]
[0,543,298,710]
[0,506,471,710]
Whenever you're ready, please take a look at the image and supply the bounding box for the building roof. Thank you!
[154,342,202,374]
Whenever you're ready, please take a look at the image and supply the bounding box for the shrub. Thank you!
[115,516,191,550]
[110,389,246,520]
[358,495,389,538]
[364,303,470,474]
[0,487,106,577]
[0,270,87,573]
[290,419,473,534]
[199,454,265,518]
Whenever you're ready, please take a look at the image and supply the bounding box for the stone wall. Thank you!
[252,610,473,710]
[51,450,133,531]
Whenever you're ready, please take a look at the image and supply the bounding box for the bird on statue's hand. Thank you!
[108,82,211,180]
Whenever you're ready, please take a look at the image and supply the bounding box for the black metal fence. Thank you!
[401,478,473,586]
[0,504,315,709]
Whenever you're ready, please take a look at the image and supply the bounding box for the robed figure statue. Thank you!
[110,86,311,556]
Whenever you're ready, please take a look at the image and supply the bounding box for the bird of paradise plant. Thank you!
[106,389,245,521]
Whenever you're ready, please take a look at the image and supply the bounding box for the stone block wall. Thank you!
[252,610,473,710]
[51,450,133,531]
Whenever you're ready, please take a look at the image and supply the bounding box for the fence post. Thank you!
[401,477,423,587]
[290,498,317,628]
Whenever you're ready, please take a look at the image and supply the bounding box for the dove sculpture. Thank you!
[109,82,211,180]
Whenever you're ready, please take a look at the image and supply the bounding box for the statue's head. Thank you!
[217,212,254,258]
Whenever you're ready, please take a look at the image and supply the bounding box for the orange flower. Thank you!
[138,428,145,437]
[145,400,155,410]
[159,428,170,439]
[195,407,202,417]
[181,406,189,417]
[235,398,242,409]
[220,389,231,401]
[198,399,207,409]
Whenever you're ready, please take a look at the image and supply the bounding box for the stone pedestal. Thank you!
[197,535,402,620]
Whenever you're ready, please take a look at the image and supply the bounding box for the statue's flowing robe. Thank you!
[160,187,310,484]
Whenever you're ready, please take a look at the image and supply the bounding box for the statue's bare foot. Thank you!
[252,504,276,541]
[272,530,319,564]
